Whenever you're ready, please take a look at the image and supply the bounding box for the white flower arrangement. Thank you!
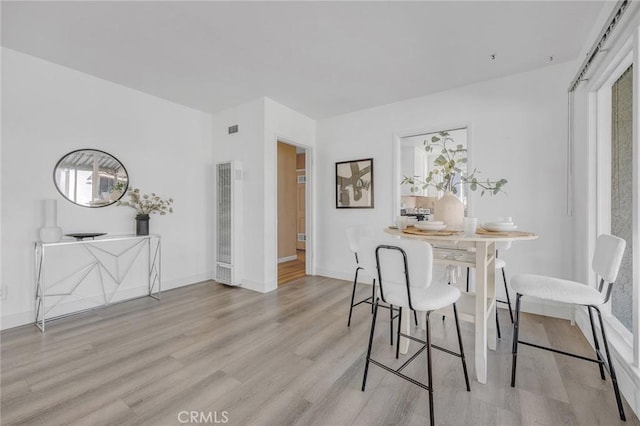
[117,188,174,217]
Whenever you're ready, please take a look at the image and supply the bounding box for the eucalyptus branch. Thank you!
[402,131,507,196]
[461,170,508,196]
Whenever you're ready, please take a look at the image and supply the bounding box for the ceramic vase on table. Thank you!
[434,191,464,230]
[136,214,150,236]
[39,199,63,243]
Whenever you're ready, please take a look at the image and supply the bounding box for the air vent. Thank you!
[216,264,232,285]
[297,175,306,184]
[228,125,239,134]
[215,161,243,286]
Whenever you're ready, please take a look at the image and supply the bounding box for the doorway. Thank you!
[277,141,307,286]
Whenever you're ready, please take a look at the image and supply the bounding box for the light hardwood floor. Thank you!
[278,250,306,286]
[1,276,638,425]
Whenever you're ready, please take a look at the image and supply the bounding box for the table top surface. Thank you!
[384,227,538,243]
[36,234,161,247]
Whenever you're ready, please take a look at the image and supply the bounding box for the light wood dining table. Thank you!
[384,227,538,384]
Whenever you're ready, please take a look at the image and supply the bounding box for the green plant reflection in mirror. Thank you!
[400,127,469,203]
[53,149,129,208]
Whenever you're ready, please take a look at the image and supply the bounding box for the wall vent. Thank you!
[297,175,306,184]
[215,161,243,286]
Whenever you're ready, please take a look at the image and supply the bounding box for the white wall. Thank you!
[211,98,267,292]
[570,88,594,286]
[211,97,315,293]
[316,61,578,309]
[264,98,316,289]
[1,48,213,329]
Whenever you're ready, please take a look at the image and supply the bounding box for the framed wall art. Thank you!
[336,158,374,208]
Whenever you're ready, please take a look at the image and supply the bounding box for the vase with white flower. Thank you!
[402,131,507,229]
[117,188,174,235]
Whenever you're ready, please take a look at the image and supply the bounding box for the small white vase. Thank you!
[434,192,464,230]
[39,199,63,243]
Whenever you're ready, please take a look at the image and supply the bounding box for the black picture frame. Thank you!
[336,158,374,209]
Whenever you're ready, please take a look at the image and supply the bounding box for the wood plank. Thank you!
[278,250,306,285]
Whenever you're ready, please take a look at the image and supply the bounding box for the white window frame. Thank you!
[587,24,640,366]
[595,50,634,334]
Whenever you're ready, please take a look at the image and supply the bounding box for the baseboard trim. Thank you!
[519,297,573,319]
[163,272,213,291]
[278,255,297,264]
[315,267,374,285]
[1,272,214,331]
[1,311,34,331]
[238,278,270,293]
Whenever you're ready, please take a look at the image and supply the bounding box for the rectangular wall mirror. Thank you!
[394,126,469,221]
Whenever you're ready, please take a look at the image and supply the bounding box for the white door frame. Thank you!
[274,137,314,282]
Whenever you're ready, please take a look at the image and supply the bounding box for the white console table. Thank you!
[34,234,161,331]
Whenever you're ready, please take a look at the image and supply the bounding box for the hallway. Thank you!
[278,250,306,286]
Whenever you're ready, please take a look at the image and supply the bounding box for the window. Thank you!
[611,65,634,331]
[575,0,640,374]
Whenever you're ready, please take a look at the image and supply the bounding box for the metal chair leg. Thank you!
[587,306,606,380]
[453,303,471,391]
[390,304,394,346]
[414,310,418,326]
[510,293,523,387]
[362,298,380,391]
[496,308,501,339]
[426,311,435,426]
[595,307,626,421]
[502,267,514,323]
[396,307,402,359]
[347,267,361,327]
[371,279,375,313]
[466,267,470,292]
[443,281,454,321]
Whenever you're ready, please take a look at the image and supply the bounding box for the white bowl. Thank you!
[415,222,447,231]
[488,221,514,226]
[482,222,517,232]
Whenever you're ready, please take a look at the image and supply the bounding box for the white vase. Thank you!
[39,199,63,243]
[434,192,464,230]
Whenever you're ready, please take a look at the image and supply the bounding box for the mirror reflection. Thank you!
[399,127,468,218]
[54,149,129,207]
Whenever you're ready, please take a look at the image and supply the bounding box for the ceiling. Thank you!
[1,1,605,119]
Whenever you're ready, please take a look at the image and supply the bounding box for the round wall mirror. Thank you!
[53,149,129,207]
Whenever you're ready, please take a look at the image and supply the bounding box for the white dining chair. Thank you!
[346,227,377,327]
[510,234,627,421]
[346,227,417,346]
[361,238,470,426]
